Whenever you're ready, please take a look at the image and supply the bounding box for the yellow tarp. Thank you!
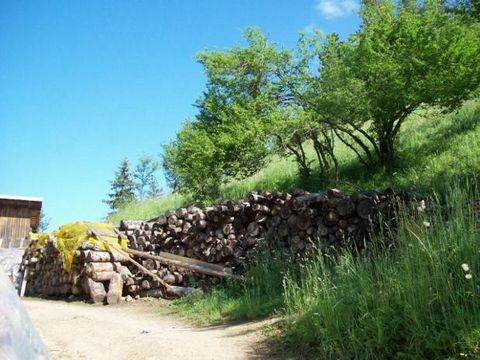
[29,233,49,248]
[33,222,129,272]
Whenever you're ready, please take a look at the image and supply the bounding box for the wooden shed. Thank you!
[0,195,43,248]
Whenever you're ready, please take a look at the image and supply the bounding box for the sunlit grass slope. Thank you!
[108,100,479,224]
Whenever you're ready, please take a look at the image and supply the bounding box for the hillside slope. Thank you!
[108,100,479,224]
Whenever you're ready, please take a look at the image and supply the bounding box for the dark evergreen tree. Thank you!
[104,159,136,210]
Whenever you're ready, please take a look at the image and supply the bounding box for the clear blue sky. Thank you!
[0,1,360,230]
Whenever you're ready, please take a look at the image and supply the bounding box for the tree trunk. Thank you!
[378,132,395,167]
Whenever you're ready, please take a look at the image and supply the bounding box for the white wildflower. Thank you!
[462,263,470,272]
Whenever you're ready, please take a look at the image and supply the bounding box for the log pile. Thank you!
[21,238,73,297]
[19,188,425,303]
[21,239,133,304]
[119,188,425,291]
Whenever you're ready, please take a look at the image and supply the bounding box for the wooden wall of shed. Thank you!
[0,206,31,248]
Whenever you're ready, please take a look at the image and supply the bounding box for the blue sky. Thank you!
[0,1,360,230]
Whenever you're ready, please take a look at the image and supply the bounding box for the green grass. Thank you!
[174,181,480,358]
[109,100,480,357]
[108,99,480,223]
[172,245,294,325]
[279,182,480,358]
[107,193,188,224]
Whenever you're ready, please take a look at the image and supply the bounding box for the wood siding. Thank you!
[0,196,42,248]
[0,206,32,248]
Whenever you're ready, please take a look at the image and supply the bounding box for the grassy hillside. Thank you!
[108,100,480,224]
[108,101,480,358]
[174,183,480,358]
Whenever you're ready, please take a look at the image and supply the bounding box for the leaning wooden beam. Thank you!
[123,247,240,280]
[113,228,239,280]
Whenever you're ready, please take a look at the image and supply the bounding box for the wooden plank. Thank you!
[113,228,237,279]
[124,248,239,280]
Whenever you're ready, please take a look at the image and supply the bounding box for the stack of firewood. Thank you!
[120,188,422,267]
[21,238,72,297]
[21,240,134,304]
[20,188,425,303]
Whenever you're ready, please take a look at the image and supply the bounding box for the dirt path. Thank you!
[22,298,273,360]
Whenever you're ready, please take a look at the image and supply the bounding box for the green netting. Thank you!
[48,222,128,272]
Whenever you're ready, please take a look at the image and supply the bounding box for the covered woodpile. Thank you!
[21,239,132,304]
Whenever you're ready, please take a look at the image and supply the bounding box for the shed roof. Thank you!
[0,195,43,210]
[0,195,43,202]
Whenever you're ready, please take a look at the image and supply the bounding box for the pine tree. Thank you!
[104,159,136,210]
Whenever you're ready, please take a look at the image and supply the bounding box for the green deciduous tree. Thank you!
[162,28,290,202]
[289,1,480,167]
[162,4,480,198]
[351,0,480,165]
[134,155,161,200]
[104,158,136,211]
[162,123,222,204]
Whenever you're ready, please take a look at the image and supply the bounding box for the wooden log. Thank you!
[325,211,339,226]
[182,222,192,234]
[336,198,356,217]
[143,259,160,271]
[167,214,178,225]
[83,277,106,304]
[86,262,122,275]
[327,188,342,198]
[85,251,130,263]
[125,277,135,286]
[141,279,151,290]
[357,198,375,219]
[162,273,176,284]
[247,222,260,237]
[123,248,238,279]
[252,204,271,214]
[222,223,234,235]
[143,286,195,298]
[280,206,291,219]
[248,193,266,203]
[296,214,312,231]
[176,208,188,218]
[91,271,115,282]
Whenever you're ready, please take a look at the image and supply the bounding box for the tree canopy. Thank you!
[160,0,480,203]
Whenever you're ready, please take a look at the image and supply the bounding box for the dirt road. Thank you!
[22,298,272,360]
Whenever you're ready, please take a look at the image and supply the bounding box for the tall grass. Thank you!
[175,181,480,357]
[281,181,480,358]
[173,246,295,324]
